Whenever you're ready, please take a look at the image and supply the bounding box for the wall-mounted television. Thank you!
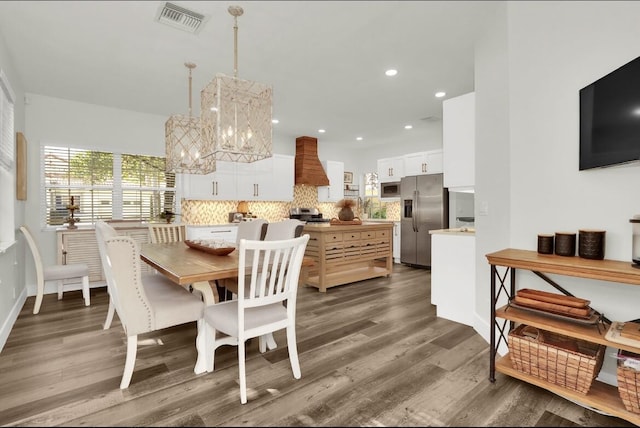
[579,55,640,170]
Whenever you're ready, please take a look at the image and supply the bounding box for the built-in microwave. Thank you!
[380,181,401,198]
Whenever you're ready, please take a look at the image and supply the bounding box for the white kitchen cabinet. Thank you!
[317,160,344,202]
[236,157,272,201]
[261,154,294,201]
[430,230,475,326]
[180,160,237,201]
[443,91,475,189]
[393,221,401,263]
[403,150,443,176]
[181,154,293,202]
[377,156,404,182]
[187,224,238,243]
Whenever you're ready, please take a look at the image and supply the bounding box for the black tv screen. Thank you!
[579,55,640,170]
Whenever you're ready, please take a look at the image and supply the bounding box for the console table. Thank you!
[486,248,640,425]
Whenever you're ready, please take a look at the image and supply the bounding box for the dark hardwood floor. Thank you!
[0,264,635,427]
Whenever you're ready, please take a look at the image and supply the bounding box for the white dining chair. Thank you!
[203,234,310,404]
[148,223,187,244]
[20,225,90,314]
[97,223,205,389]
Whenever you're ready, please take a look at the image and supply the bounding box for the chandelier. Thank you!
[165,62,216,174]
[200,5,273,163]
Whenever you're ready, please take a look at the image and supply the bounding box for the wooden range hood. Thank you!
[294,136,329,186]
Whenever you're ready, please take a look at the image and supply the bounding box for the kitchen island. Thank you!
[302,222,393,292]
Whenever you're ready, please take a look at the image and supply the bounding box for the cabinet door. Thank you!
[393,222,401,263]
[236,158,270,201]
[403,152,428,176]
[424,149,443,174]
[377,157,404,182]
[266,154,294,201]
[443,91,475,188]
[404,150,443,175]
[318,160,344,202]
[181,161,237,200]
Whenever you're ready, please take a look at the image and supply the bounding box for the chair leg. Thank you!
[33,281,44,314]
[286,326,301,379]
[239,338,247,404]
[81,275,90,306]
[204,321,216,373]
[120,334,138,389]
[103,299,115,330]
[57,280,64,300]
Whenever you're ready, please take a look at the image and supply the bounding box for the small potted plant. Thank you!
[159,210,178,224]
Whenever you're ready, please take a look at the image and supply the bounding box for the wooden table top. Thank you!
[140,241,313,286]
[486,248,640,286]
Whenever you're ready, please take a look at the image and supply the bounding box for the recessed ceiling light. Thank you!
[435,91,446,98]
[272,118,279,124]
[356,137,363,141]
[318,129,326,133]
[404,125,413,130]
[385,69,398,77]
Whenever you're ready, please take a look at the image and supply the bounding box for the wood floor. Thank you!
[0,264,635,427]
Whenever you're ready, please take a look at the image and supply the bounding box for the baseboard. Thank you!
[0,287,27,353]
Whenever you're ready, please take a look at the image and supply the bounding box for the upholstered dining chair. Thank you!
[263,219,305,241]
[148,223,186,244]
[203,234,310,404]
[20,225,90,314]
[96,221,205,389]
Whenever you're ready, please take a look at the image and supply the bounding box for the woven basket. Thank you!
[508,324,605,394]
[617,349,640,414]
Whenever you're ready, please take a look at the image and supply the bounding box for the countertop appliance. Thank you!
[289,207,330,223]
[400,173,449,268]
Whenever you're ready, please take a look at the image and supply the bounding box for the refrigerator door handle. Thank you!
[412,190,418,232]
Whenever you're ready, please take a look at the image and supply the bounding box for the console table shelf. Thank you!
[487,248,640,426]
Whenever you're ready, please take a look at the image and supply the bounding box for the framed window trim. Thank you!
[41,144,176,229]
[0,69,16,252]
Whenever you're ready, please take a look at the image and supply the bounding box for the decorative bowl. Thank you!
[184,239,236,256]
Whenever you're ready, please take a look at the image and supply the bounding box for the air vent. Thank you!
[156,2,206,34]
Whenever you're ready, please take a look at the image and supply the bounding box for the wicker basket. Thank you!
[617,349,640,414]
[508,324,605,394]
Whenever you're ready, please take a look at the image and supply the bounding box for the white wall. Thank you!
[21,94,168,297]
[0,30,26,351]
[474,1,640,383]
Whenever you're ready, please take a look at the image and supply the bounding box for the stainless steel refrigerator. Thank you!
[400,174,448,268]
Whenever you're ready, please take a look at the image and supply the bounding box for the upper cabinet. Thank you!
[443,91,475,189]
[317,160,344,202]
[403,150,443,176]
[181,154,294,202]
[179,160,237,201]
[377,156,404,183]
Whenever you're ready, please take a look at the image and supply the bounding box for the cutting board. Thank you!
[620,322,640,341]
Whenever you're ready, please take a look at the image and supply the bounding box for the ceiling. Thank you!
[0,1,497,151]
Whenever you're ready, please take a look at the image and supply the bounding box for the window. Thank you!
[42,146,175,227]
[363,172,388,219]
[0,70,15,252]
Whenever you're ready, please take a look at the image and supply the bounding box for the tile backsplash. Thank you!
[181,185,400,225]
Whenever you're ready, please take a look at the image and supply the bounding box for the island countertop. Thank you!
[302,222,394,233]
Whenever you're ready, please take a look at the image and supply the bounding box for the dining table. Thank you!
[139,241,314,305]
